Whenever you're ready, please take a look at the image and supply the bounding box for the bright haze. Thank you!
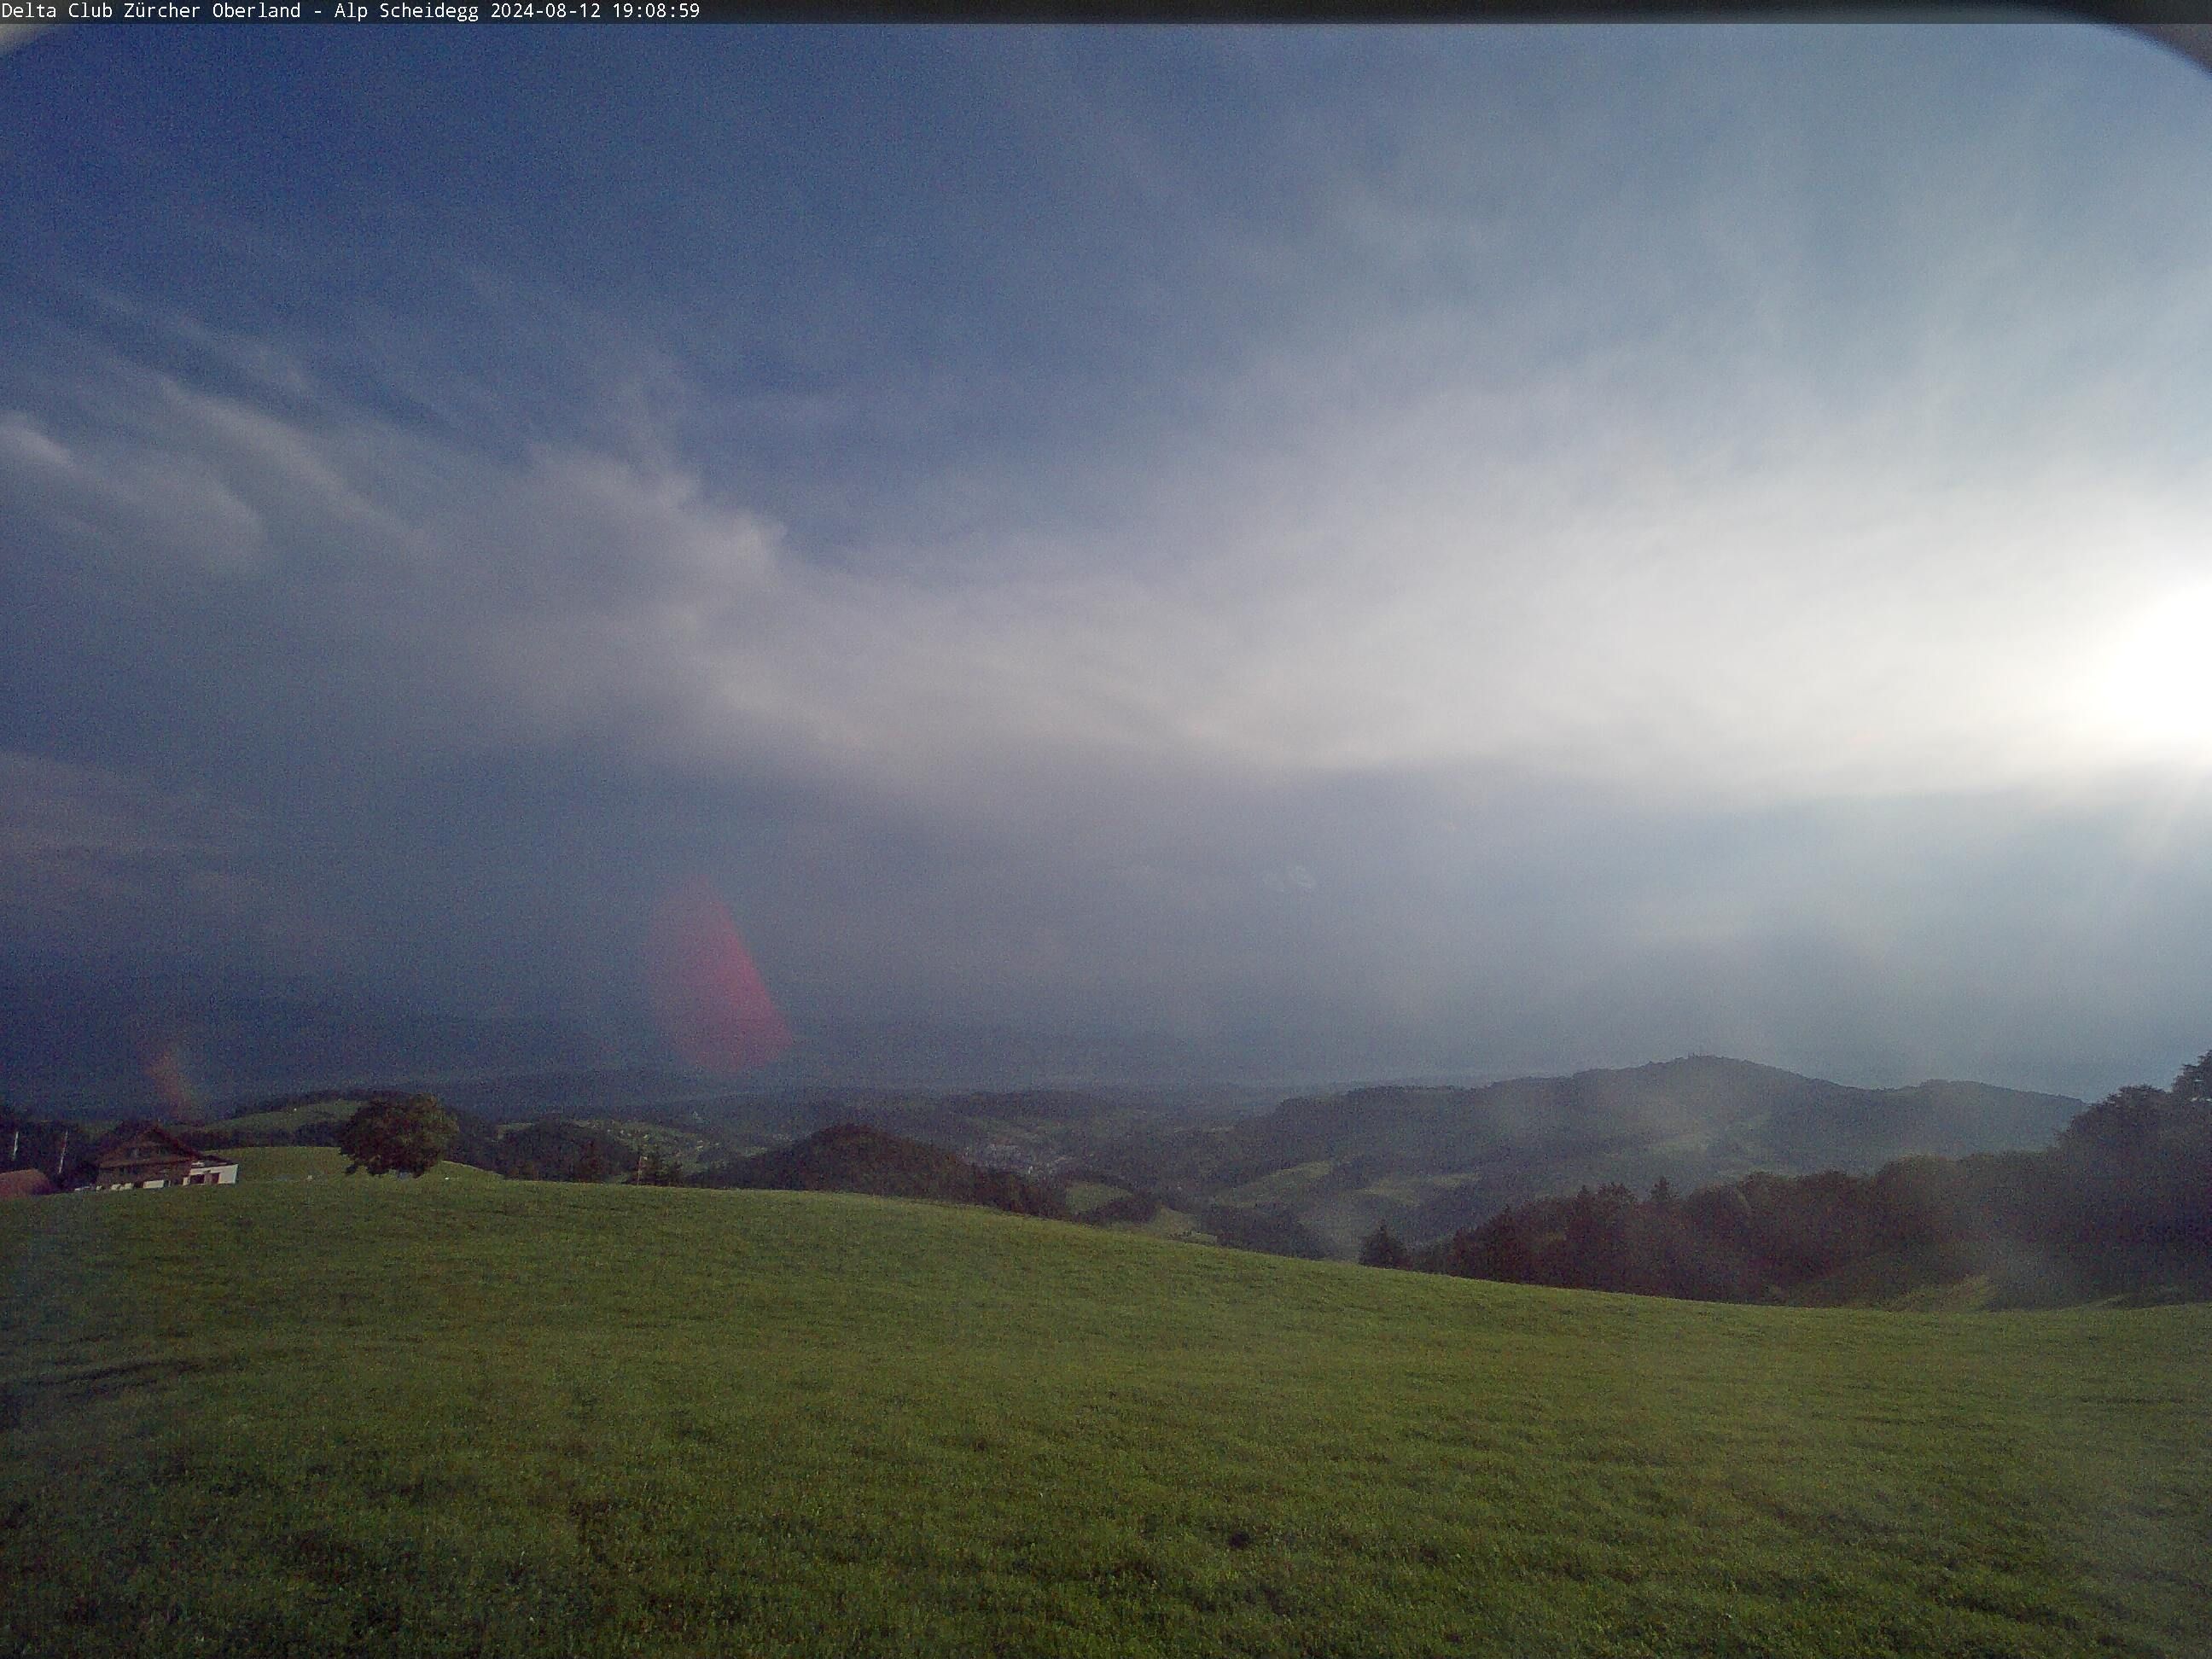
[4,26,2210,1100]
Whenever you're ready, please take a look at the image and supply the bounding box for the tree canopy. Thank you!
[1359,1222,1410,1269]
[339,1095,458,1177]
[697,1123,1067,1219]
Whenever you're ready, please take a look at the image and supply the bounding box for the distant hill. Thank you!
[751,1088,1254,1178]
[1411,1051,2212,1309]
[696,1123,1068,1219]
[1092,1056,2081,1256]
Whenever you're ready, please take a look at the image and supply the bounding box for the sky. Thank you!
[4,23,2212,1098]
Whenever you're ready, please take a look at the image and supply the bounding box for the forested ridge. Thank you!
[1371,1051,2212,1306]
[695,1122,1068,1219]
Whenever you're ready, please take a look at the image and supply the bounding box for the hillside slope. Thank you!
[1100,1056,2081,1254]
[696,1121,1066,1216]
[3,1180,2206,1658]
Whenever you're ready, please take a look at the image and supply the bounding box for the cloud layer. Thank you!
[5,25,2212,1094]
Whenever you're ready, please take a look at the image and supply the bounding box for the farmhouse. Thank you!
[88,1123,240,1190]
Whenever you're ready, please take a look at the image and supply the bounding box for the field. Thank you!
[3,1180,2209,1658]
[206,1099,363,1144]
[1062,1180,1129,1216]
[205,1145,497,1183]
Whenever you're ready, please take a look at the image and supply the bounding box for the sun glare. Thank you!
[2093,584,2212,764]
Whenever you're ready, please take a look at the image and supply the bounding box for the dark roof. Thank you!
[0,1168,60,1199]
[91,1122,202,1164]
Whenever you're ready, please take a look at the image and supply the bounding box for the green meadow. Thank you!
[207,1145,498,1185]
[3,1179,2208,1658]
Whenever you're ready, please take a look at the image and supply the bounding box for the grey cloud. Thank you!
[0,407,267,577]
[7,27,2212,1097]
[0,751,323,970]
[0,751,247,865]
[8,325,2212,964]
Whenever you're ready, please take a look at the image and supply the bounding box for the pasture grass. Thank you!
[1061,1180,1130,1216]
[1125,1202,1209,1242]
[1786,1245,1996,1312]
[1217,1160,1340,1208]
[206,1100,363,1143]
[3,1179,2208,1657]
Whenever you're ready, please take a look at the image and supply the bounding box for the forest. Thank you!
[1371,1052,2212,1305]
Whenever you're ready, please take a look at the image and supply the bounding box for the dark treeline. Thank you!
[1198,1201,1333,1260]
[696,1123,1068,1220]
[0,1106,78,1181]
[476,1118,630,1183]
[1387,1051,2212,1306]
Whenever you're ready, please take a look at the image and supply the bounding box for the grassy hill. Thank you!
[196,1097,362,1145]
[3,1180,2207,1657]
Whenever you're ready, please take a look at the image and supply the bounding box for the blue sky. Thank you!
[5,24,2212,1096]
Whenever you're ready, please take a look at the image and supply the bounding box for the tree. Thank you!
[628,1149,685,1186]
[2173,1051,2212,1112]
[1442,1211,1534,1282]
[1359,1222,1409,1269]
[339,1095,457,1176]
[2058,1085,2168,1161]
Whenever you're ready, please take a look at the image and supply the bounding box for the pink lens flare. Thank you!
[643,877,794,1073]
[143,1038,196,1119]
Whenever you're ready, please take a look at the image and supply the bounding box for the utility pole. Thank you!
[54,1128,67,1183]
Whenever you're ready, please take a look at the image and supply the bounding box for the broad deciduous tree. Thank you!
[339,1095,458,1177]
